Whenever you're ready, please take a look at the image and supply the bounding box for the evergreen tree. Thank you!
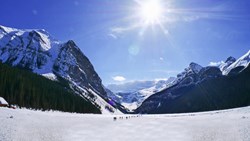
[0,62,101,114]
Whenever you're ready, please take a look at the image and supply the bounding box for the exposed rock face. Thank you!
[219,56,236,72]
[225,56,236,63]
[199,66,222,80]
[136,51,250,114]
[0,29,51,71]
[223,50,250,75]
[54,40,106,97]
[176,62,202,83]
[0,25,114,113]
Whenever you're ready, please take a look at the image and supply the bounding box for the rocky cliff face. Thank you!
[54,40,106,97]
[0,25,116,113]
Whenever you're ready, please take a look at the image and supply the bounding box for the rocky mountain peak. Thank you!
[189,62,203,74]
[223,50,250,75]
[225,56,236,63]
[66,40,77,47]
[0,25,116,113]
[54,40,106,97]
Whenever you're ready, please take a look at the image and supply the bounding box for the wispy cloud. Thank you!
[112,76,126,82]
[111,27,128,34]
[209,61,224,66]
[108,33,118,39]
[154,78,168,81]
[183,15,201,22]
[110,23,142,34]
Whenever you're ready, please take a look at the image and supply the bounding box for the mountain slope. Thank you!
[0,25,117,114]
[223,50,250,75]
[0,62,101,113]
[136,50,250,114]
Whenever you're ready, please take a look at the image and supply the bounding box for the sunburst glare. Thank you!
[138,0,164,25]
[134,0,169,35]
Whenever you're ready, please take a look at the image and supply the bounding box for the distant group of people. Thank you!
[113,115,142,121]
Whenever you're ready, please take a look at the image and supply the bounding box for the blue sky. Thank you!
[0,0,250,85]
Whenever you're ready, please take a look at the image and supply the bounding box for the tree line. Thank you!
[0,62,101,114]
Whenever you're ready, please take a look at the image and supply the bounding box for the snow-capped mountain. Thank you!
[208,53,250,75]
[175,62,203,84]
[136,50,250,114]
[0,25,119,114]
[107,77,176,111]
[219,56,236,72]
[223,50,250,75]
[209,56,236,72]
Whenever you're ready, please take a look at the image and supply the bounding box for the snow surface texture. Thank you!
[0,107,250,141]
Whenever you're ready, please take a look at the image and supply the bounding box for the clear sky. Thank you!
[0,0,250,85]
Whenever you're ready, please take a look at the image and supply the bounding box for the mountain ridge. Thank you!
[136,50,250,114]
[0,25,119,114]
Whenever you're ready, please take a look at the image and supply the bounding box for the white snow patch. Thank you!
[42,73,58,81]
[37,31,51,51]
[87,88,122,115]
[0,25,17,33]
[121,102,138,110]
[0,97,8,105]
[71,82,122,115]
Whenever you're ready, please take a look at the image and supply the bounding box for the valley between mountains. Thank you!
[0,24,250,141]
[0,25,250,114]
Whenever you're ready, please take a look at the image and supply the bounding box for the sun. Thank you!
[111,0,172,36]
[138,0,164,25]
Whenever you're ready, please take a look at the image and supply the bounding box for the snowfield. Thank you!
[0,107,250,141]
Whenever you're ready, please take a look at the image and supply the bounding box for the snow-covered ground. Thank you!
[0,107,250,141]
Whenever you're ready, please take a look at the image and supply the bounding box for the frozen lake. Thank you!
[0,107,250,141]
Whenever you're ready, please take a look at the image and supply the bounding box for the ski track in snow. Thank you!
[0,107,250,141]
